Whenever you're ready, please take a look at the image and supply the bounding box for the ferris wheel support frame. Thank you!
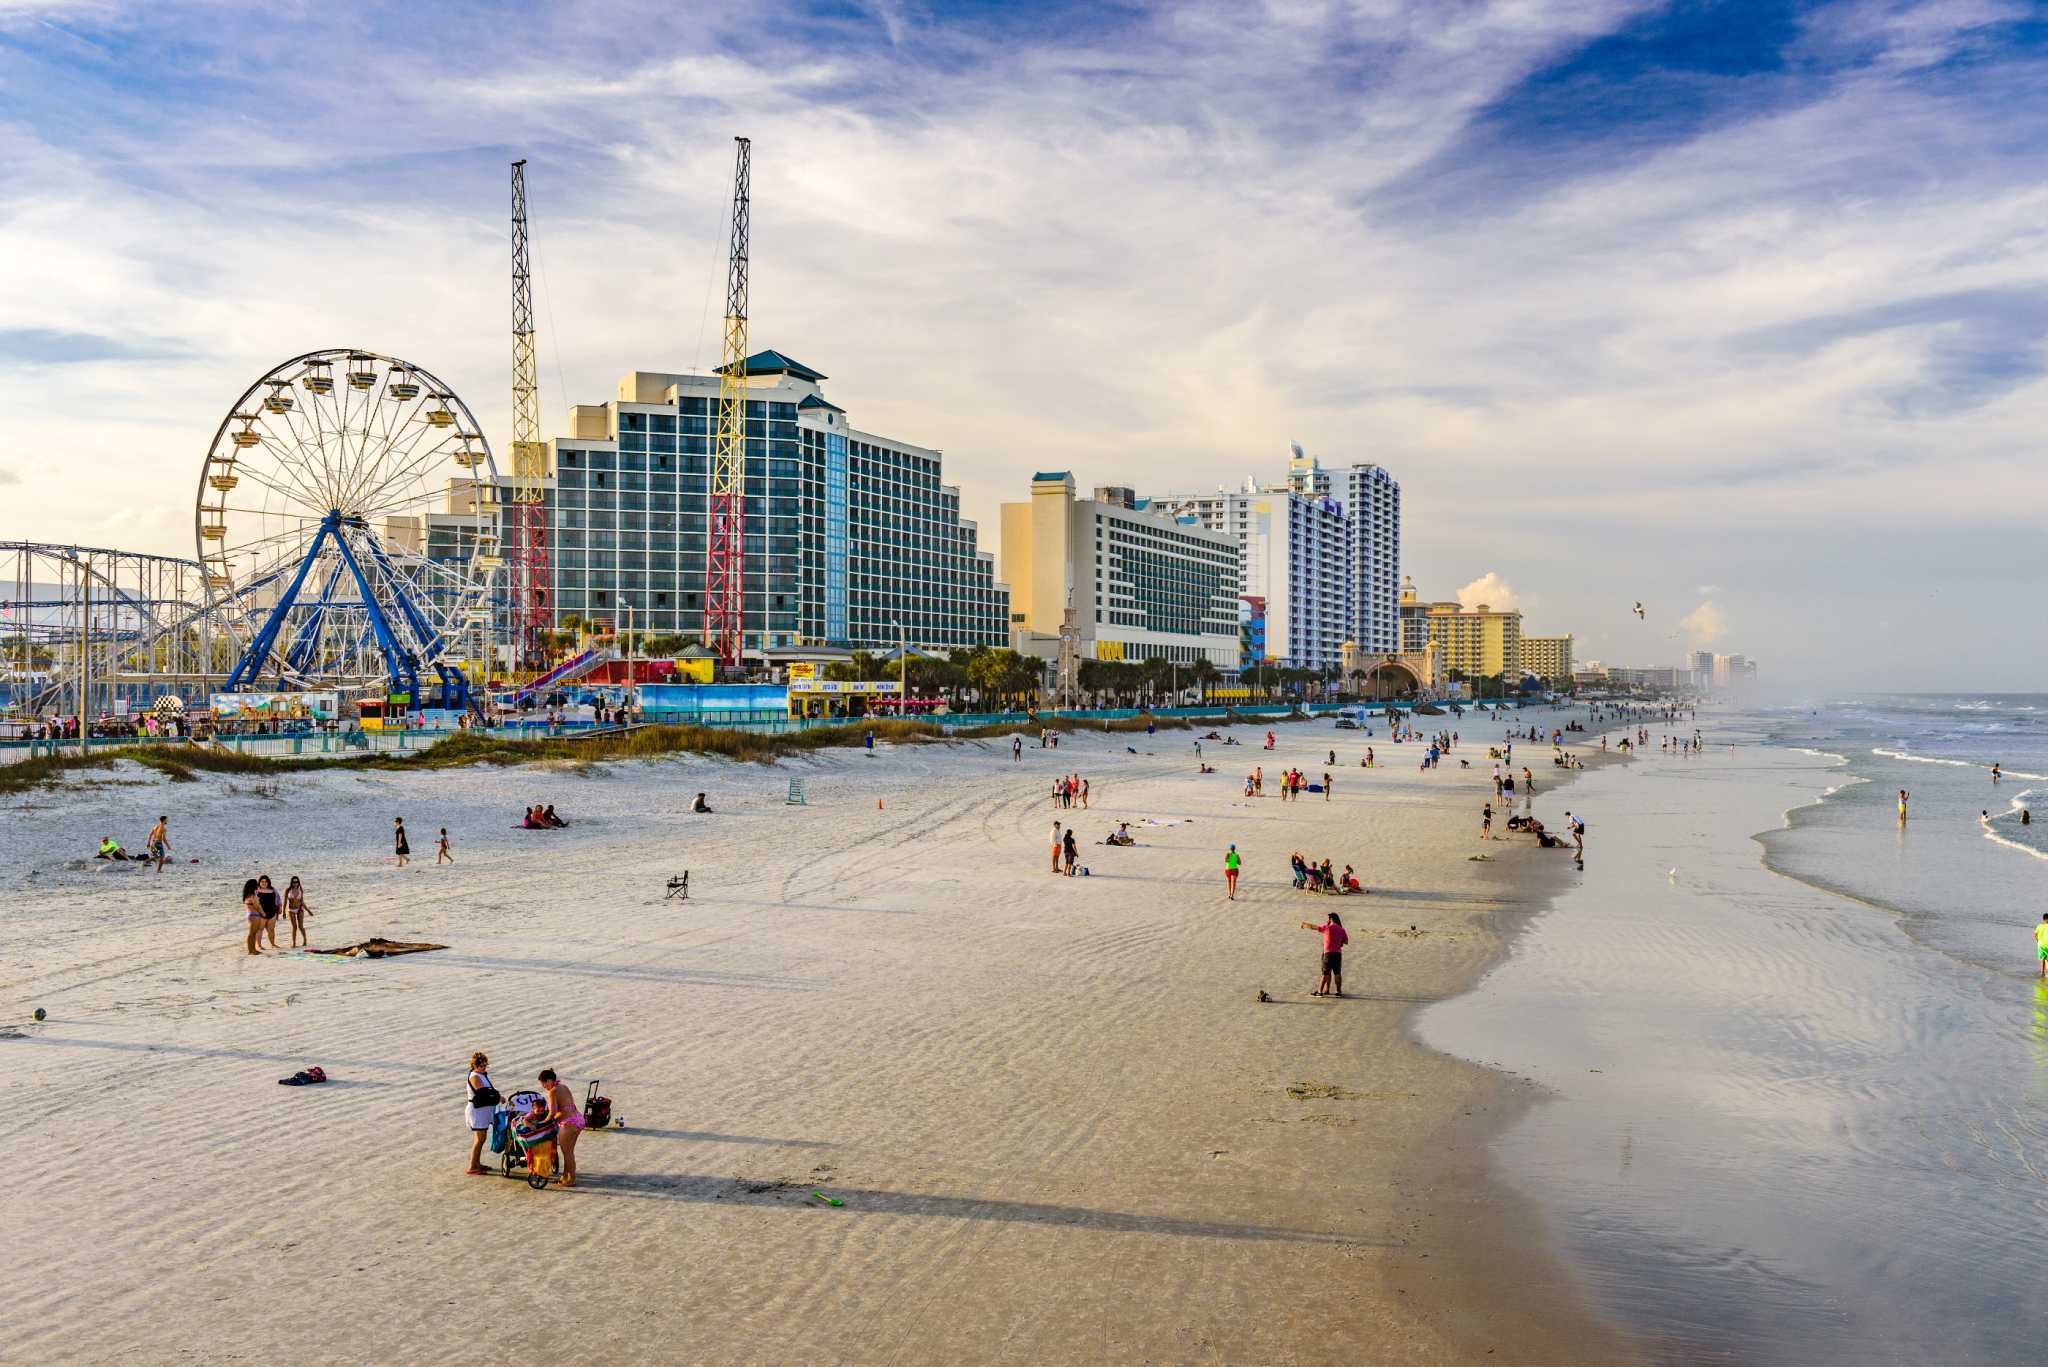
[222,511,465,708]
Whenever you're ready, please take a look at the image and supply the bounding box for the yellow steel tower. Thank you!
[509,159,551,668]
[704,136,750,666]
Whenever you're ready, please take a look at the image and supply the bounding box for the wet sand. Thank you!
[1,716,1631,1364]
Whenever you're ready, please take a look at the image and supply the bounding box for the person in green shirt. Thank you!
[95,835,127,860]
[2036,914,2048,980]
[1224,844,1241,900]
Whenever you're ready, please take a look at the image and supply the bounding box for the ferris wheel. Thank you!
[196,349,501,708]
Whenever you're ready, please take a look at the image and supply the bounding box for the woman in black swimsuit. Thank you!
[255,874,282,949]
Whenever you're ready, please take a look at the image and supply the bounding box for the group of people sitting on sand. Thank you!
[521,805,568,829]
[93,815,172,872]
[1290,851,1365,894]
[1502,812,1571,849]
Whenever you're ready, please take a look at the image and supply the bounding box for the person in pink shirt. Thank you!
[1299,912,1349,997]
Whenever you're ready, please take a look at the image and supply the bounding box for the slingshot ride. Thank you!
[196,350,501,711]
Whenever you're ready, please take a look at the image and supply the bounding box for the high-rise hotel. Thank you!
[531,350,1008,655]
[1151,448,1401,671]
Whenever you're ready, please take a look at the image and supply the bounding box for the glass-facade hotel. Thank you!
[532,351,1008,654]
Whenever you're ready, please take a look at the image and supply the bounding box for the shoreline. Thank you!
[1415,712,2048,1364]
[3,710,1639,1363]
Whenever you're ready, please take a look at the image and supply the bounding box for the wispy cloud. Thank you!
[0,1,2042,687]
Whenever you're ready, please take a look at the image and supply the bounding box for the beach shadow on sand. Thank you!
[607,1127,834,1148]
[13,1034,451,1075]
[424,955,813,991]
[577,1172,1379,1246]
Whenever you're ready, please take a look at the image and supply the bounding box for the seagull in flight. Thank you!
[1633,601,1645,620]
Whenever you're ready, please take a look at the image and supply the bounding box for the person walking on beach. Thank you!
[2037,914,2048,980]
[1567,811,1584,855]
[146,814,171,873]
[1481,803,1492,842]
[283,875,310,948]
[242,878,265,955]
[1063,826,1079,877]
[1300,911,1348,997]
[1081,777,1089,809]
[1013,736,1022,761]
[436,828,453,864]
[1898,789,1910,824]
[1224,843,1242,900]
[1323,772,1332,802]
[393,816,411,867]
[464,1051,499,1176]
[1050,820,1064,874]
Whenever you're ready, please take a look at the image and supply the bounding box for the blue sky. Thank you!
[2,0,2045,688]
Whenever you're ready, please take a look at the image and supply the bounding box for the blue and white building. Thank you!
[1153,449,1398,671]
[530,351,1008,655]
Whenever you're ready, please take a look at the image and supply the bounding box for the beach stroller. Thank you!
[497,1089,558,1189]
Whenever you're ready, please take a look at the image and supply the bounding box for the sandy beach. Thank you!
[2,715,1631,1365]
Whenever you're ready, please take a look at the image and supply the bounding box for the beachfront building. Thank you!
[1152,480,1348,671]
[530,351,1008,657]
[1000,473,1241,668]
[1150,448,1399,671]
[1520,634,1575,685]
[1398,578,1523,680]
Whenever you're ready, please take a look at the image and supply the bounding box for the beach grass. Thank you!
[0,707,1291,795]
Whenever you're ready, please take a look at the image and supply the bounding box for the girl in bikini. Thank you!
[284,876,310,948]
[242,878,265,955]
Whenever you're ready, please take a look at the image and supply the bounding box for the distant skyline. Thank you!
[3,1,2044,689]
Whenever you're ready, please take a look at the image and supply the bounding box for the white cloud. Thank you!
[1456,572,1519,612]
[1681,600,1729,645]
[0,2,2041,688]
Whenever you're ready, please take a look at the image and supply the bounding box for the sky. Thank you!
[2,0,2045,691]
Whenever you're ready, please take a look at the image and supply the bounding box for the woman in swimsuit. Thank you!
[255,875,282,949]
[283,876,310,948]
[242,878,265,955]
[536,1068,582,1187]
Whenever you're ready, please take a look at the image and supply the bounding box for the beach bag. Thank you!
[489,1109,511,1154]
[583,1080,612,1130]
[469,1082,502,1108]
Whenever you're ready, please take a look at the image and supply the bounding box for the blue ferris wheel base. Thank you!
[223,511,472,711]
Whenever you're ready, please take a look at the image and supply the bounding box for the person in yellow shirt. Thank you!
[2036,914,2048,981]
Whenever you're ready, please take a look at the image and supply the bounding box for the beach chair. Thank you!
[666,871,690,901]
[786,777,807,806]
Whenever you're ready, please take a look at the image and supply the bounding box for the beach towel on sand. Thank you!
[309,938,448,958]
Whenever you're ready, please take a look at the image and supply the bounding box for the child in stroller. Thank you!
[494,1089,559,1188]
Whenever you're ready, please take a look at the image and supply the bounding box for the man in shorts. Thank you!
[146,815,171,873]
[1300,912,1348,997]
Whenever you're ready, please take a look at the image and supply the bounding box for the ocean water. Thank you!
[1762,694,2048,975]
[1418,699,2048,1366]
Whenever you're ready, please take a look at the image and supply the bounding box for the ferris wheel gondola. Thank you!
[196,349,500,709]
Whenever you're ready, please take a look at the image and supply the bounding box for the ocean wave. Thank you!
[1792,747,1849,764]
[1983,827,2048,863]
[1870,747,2048,781]
[1872,747,1976,768]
